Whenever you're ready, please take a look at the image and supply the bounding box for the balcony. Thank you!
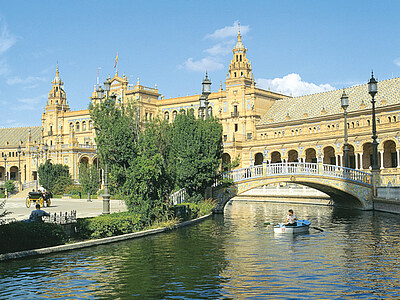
[231,112,239,118]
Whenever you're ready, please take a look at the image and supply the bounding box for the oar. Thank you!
[264,222,275,225]
[310,226,324,232]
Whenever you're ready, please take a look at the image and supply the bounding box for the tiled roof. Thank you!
[258,77,400,126]
[0,126,42,147]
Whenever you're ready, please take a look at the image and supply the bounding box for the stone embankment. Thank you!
[0,213,212,262]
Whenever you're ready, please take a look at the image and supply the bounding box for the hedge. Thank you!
[0,222,67,254]
[75,212,144,239]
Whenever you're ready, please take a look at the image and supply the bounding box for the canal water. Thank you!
[1,201,400,299]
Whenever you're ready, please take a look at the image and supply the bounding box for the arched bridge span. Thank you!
[213,162,373,212]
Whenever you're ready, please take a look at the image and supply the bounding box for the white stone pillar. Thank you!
[339,154,343,167]
[380,151,384,169]
[397,149,400,168]
[336,155,340,166]
[355,153,359,170]
[359,152,363,170]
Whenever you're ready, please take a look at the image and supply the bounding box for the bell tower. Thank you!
[42,65,70,148]
[226,29,253,87]
[47,64,69,110]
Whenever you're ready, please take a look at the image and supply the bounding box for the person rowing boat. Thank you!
[285,209,297,227]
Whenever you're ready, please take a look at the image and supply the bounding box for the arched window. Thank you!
[394,116,397,122]
[76,122,80,132]
[82,121,86,131]
[208,106,213,117]
[388,116,392,123]
[367,120,371,126]
[70,123,74,132]
[164,111,169,121]
[172,110,177,120]
[89,121,93,129]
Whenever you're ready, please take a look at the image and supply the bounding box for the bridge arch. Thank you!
[213,162,373,213]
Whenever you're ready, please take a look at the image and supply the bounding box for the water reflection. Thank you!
[1,201,400,299]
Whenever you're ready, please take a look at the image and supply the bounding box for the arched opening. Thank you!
[348,145,355,169]
[208,106,213,117]
[222,153,231,171]
[254,153,263,165]
[79,156,89,165]
[10,166,18,181]
[75,122,80,132]
[89,121,93,130]
[70,123,74,132]
[172,110,178,120]
[362,143,373,169]
[383,140,397,168]
[82,121,87,131]
[305,148,317,163]
[270,151,282,163]
[323,146,336,165]
[164,111,169,121]
[0,166,5,181]
[287,150,298,162]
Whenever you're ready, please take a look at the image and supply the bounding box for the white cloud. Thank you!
[394,57,400,67]
[0,17,16,55]
[13,94,47,111]
[7,75,47,86]
[180,57,224,72]
[205,20,249,40]
[181,21,249,73]
[257,73,335,97]
[204,39,234,56]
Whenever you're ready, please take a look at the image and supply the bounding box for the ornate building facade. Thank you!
[1,31,399,191]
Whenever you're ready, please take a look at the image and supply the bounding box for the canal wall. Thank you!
[374,186,400,214]
[232,195,331,206]
[0,213,212,262]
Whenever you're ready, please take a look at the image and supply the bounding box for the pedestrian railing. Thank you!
[169,188,186,205]
[22,181,37,190]
[43,210,77,224]
[222,162,372,186]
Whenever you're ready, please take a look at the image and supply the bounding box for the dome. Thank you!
[233,32,246,51]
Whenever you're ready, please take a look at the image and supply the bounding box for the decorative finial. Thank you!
[219,81,222,91]
[237,22,242,42]
[137,77,140,85]
[155,83,157,89]
[56,63,59,77]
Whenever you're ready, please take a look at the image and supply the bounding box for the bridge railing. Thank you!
[323,164,371,185]
[222,162,372,186]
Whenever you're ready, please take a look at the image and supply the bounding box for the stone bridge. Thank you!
[212,162,374,212]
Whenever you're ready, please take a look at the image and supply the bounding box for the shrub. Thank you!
[0,222,66,254]
[64,185,82,195]
[4,180,15,194]
[75,212,143,239]
[170,199,216,221]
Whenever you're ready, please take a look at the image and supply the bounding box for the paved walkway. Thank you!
[1,197,127,221]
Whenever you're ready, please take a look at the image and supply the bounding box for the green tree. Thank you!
[78,163,100,195]
[122,119,172,224]
[38,160,72,193]
[90,98,140,191]
[168,112,223,198]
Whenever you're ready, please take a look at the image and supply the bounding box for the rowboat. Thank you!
[273,220,311,234]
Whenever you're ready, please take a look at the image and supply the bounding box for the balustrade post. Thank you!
[262,161,267,177]
[318,157,323,175]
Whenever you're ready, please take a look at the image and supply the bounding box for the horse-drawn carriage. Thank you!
[26,191,52,208]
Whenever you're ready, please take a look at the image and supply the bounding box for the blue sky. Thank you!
[0,0,400,127]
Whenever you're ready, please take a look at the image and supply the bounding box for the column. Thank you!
[339,154,343,167]
[380,151,384,169]
[397,149,400,168]
[336,155,340,166]
[359,152,363,170]
[355,153,359,170]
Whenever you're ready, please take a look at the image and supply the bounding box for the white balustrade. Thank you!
[223,162,372,186]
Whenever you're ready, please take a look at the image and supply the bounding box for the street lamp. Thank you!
[17,146,22,190]
[341,90,350,168]
[199,72,211,119]
[102,163,110,214]
[103,77,111,98]
[3,154,7,181]
[96,86,104,99]
[368,72,379,171]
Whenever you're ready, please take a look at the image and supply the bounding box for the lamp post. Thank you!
[102,163,110,214]
[32,146,40,191]
[100,78,111,214]
[3,154,7,182]
[17,146,22,190]
[368,72,379,171]
[199,72,211,119]
[341,90,350,168]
